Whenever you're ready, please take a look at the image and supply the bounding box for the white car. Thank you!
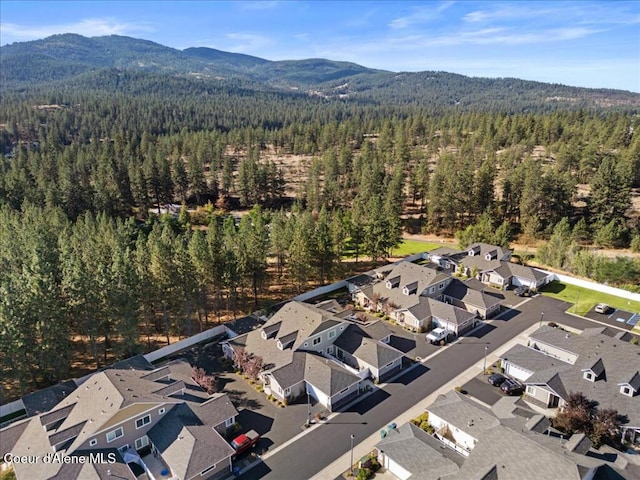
[594,303,610,314]
[426,327,451,344]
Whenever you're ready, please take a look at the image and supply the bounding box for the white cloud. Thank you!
[389,1,454,29]
[0,18,155,43]
[463,2,640,26]
[425,26,602,46]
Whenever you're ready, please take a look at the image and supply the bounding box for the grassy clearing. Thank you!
[540,281,640,318]
[390,240,455,257]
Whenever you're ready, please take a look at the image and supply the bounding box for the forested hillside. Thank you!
[1,34,639,402]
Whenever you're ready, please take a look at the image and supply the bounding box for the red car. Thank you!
[231,430,260,457]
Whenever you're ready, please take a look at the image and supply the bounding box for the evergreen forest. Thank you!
[1,34,640,402]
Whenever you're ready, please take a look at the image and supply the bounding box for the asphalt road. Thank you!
[239,296,620,480]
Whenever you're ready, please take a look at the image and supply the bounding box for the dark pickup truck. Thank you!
[231,430,260,457]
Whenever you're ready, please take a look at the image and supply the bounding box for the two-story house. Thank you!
[500,326,640,446]
[376,390,640,480]
[1,360,238,480]
[428,243,552,291]
[221,300,404,410]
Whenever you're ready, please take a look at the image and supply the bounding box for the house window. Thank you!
[135,414,151,429]
[328,330,336,339]
[285,387,291,395]
[201,464,217,475]
[135,436,149,450]
[583,371,595,382]
[89,439,97,447]
[621,386,633,397]
[304,342,308,347]
[159,408,165,415]
[429,287,435,294]
[106,427,124,443]
[339,386,350,394]
[439,283,445,290]
[118,444,129,453]
[225,417,234,427]
[312,337,321,346]
[526,386,536,395]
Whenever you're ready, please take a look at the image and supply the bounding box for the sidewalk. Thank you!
[308,320,544,480]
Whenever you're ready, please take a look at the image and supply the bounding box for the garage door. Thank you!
[505,362,532,382]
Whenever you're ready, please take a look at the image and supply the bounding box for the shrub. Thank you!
[356,467,372,480]
[631,337,639,346]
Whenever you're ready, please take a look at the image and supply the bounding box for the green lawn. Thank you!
[540,281,640,322]
[390,240,457,257]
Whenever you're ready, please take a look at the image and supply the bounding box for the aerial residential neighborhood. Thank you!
[2,245,640,480]
[2,2,640,480]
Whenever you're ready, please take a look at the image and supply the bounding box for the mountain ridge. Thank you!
[2,33,639,111]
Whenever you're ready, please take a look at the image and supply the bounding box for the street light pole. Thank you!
[483,345,488,375]
[350,434,355,477]
[539,311,545,328]
[306,388,311,426]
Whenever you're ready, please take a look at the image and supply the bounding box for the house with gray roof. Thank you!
[391,296,479,335]
[1,360,238,480]
[441,278,502,319]
[377,390,640,480]
[352,261,452,314]
[500,326,640,446]
[221,300,405,411]
[427,243,551,291]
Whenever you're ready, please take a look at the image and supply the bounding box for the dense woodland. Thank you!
[1,34,640,402]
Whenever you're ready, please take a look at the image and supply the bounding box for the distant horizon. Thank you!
[2,1,639,92]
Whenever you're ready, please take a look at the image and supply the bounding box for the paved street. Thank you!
[239,295,635,480]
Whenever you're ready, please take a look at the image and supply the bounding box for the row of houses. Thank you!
[220,243,551,412]
[350,243,552,335]
[377,390,640,480]
[1,357,240,480]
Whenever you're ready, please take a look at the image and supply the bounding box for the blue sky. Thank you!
[2,1,639,91]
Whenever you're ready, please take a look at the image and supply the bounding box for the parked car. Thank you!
[426,327,452,345]
[488,373,507,387]
[231,430,260,457]
[595,303,611,314]
[514,286,530,297]
[500,379,524,396]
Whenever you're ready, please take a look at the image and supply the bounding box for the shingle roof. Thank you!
[0,419,29,458]
[501,344,568,379]
[443,278,500,309]
[304,354,361,396]
[147,403,234,479]
[192,394,238,428]
[367,262,450,310]
[22,380,78,417]
[46,450,136,480]
[522,327,640,428]
[375,423,460,480]
[565,433,593,454]
[333,325,403,369]
[427,391,500,436]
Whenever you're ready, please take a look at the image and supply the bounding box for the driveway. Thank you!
[383,321,447,360]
